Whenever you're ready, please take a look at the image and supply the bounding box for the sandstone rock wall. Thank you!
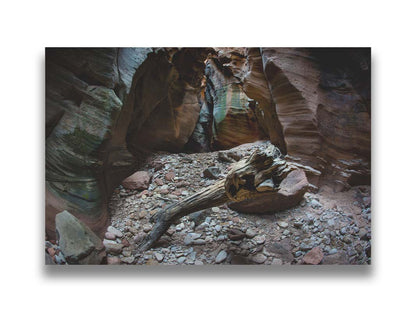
[126,48,211,154]
[261,48,371,188]
[46,48,211,239]
[189,47,371,188]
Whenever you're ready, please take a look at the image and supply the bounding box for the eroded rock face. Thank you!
[46,48,213,239]
[46,48,152,239]
[261,48,371,188]
[190,47,370,187]
[126,48,212,154]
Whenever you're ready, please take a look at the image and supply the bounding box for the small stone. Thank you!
[271,258,283,265]
[228,228,246,240]
[107,257,121,265]
[177,256,186,264]
[195,222,208,231]
[104,232,116,240]
[184,233,202,245]
[121,256,135,264]
[154,252,164,262]
[251,253,267,264]
[253,235,266,245]
[138,210,147,219]
[143,224,152,233]
[47,247,56,257]
[283,229,290,235]
[176,223,185,231]
[303,247,324,265]
[328,248,338,255]
[122,171,151,190]
[165,171,175,181]
[212,207,220,213]
[245,228,257,238]
[195,260,204,265]
[107,226,123,238]
[299,242,314,251]
[103,241,124,255]
[122,249,132,257]
[215,250,227,263]
[310,199,322,209]
[294,251,303,257]
[277,221,288,228]
[203,167,220,179]
[214,225,222,232]
[343,235,353,244]
[154,178,164,186]
[294,221,303,228]
[166,227,176,236]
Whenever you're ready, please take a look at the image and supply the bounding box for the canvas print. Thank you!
[45,48,371,265]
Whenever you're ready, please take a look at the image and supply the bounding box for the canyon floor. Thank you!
[47,141,371,265]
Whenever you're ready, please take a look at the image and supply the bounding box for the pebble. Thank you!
[154,252,164,262]
[154,178,164,186]
[103,240,124,255]
[212,207,220,213]
[271,258,283,265]
[107,226,123,238]
[294,251,303,257]
[107,257,121,265]
[299,242,314,251]
[143,224,152,233]
[215,250,227,263]
[165,171,175,181]
[328,248,338,255]
[251,253,267,264]
[104,232,116,240]
[121,256,135,264]
[254,235,266,245]
[176,223,185,231]
[245,228,257,238]
[310,199,322,209]
[177,256,187,264]
[277,221,288,228]
[184,233,202,245]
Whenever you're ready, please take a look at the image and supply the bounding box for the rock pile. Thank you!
[45,141,371,265]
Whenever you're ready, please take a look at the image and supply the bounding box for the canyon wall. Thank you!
[189,48,370,189]
[46,48,210,239]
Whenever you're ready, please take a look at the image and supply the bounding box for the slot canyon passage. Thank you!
[45,48,371,265]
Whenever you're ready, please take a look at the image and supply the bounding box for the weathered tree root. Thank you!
[137,144,308,251]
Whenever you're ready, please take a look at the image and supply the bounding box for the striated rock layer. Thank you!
[46,48,211,239]
[46,48,152,239]
[189,47,370,189]
[261,48,370,188]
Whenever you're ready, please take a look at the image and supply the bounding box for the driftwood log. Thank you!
[138,144,311,251]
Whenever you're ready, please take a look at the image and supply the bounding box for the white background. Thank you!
[1,0,415,311]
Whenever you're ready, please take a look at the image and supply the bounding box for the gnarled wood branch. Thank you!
[138,144,302,251]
